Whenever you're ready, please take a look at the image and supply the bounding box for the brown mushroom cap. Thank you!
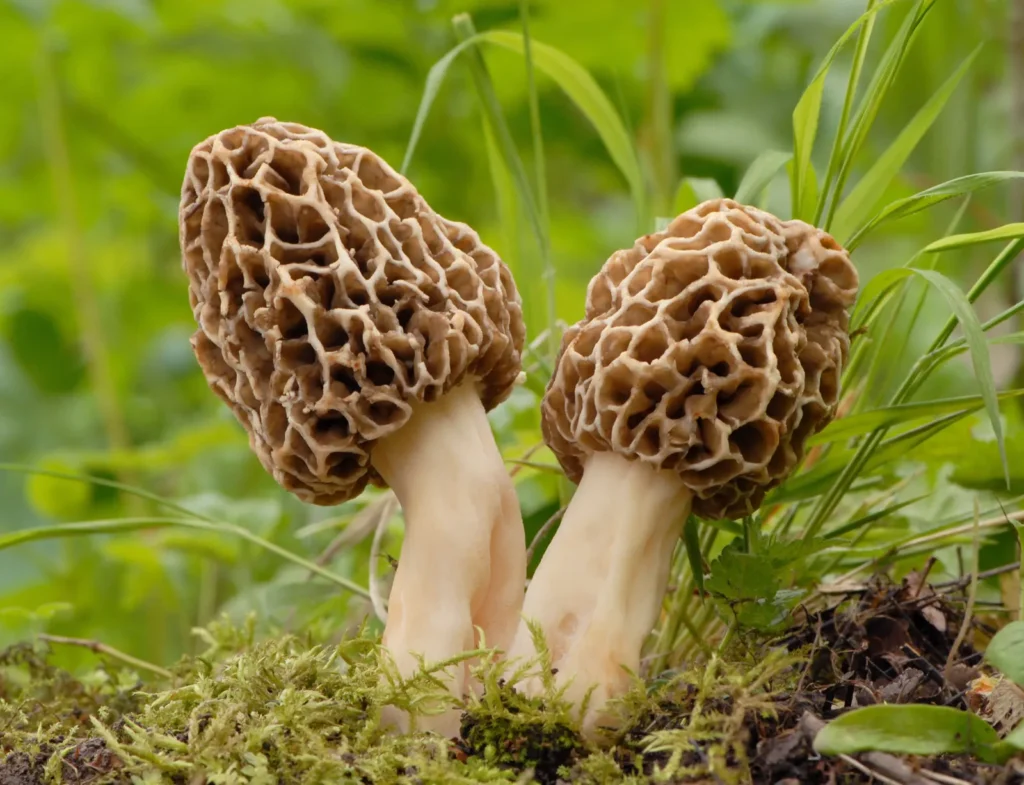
[541,198,858,520]
[179,118,525,505]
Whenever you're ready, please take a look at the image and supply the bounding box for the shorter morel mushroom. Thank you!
[507,198,858,736]
[179,118,527,735]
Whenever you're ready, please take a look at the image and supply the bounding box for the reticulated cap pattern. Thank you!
[179,118,525,505]
[541,198,858,520]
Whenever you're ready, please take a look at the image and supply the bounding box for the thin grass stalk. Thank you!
[647,0,675,218]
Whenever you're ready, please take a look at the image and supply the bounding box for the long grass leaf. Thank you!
[480,30,646,230]
[812,390,1024,445]
[823,0,935,229]
[790,0,908,220]
[910,268,1007,484]
[673,177,724,215]
[734,150,792,205]
[846,172,1024,250]
[924,224,1024,253]
[832,46,980,243]
[815,0,878,225]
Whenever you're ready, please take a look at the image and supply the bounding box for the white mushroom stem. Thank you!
[506,451,692,738]
[370,382,525,736]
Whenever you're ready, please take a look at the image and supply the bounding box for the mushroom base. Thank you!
[371,382,526,736]
[506,451,693,739]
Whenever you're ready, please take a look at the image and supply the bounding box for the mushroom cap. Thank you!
[541,198,858,520]
[179,118,525,505]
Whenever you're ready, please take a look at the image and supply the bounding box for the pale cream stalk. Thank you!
[371,382,525,736]
[507,451,692,738]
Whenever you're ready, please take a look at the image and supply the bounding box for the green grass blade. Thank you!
[831,46,980,244]
[0,516,371,598]
[790,0,907,220]
[734,150,792,205]
[822,0,934,229]
[846,172,1024,250]
[683,517,704,593]
[824,495,928,540]
[811,390,1024,445]
[480,30,647,231]
[910,268,1007,484]
[402,36,481,174]
[924,224,1024,253]
[516,1,556,363]
[814,0,878,225]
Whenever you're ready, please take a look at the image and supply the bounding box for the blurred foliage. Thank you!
[0,0,1021,673]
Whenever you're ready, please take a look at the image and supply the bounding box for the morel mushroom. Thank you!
[179,118,527,734]
[507,198,858,736]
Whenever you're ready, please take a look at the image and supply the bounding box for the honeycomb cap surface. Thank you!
[541,198,858,520]
[179,118,525,504]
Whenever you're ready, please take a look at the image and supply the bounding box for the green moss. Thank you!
[0,619,802,784]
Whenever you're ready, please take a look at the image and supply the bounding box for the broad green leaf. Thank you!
[1005,721,1024,752]
[673,177,724,214]
[924,223,1024,253]
[985,621,1024,688]
[813,705,1005,763]
[790,0,907,220]
[734,150,792,205]
[846,172,1024,250]
[811,390,1024,446]
[832,46,980,244]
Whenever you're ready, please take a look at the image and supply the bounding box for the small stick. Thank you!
[38,634,173,679]
[945,499,981,676]
[919,769,974,785]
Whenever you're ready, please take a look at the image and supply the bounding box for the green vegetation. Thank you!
[2,0,1024,781]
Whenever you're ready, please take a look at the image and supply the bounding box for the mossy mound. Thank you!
[0,619,798,784]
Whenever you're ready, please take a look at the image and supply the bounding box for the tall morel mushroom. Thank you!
[507,198,858,736]
[178,118,527,734]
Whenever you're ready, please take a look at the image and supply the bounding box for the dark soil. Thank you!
[1,571,1022,784]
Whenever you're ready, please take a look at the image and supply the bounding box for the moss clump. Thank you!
[0,618,801,784]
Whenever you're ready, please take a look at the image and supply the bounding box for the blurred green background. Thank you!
[0,0,1021,668]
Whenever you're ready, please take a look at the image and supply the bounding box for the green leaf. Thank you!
[846,171,1024,250]
[705,546,779,603]
[25,457,93,520]
[985,621,1024,688]
[733,150,792,205]
[924,223,1024,253]
[1005,720,1024,752]
[673,177,724,215]
[790,0,907,220]
[832,46,980,244]
[810,390,1024,446]
[813,705,1006,764]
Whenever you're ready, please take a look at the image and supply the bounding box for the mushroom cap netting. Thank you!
[541,198,858,520]
[180,118,525,505]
